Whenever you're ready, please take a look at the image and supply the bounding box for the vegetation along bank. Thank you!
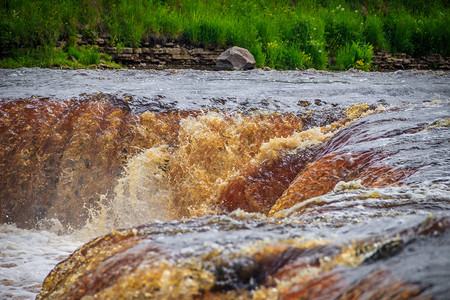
[1,0,449,70]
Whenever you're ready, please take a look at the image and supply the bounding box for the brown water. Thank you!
[0,68,449,299]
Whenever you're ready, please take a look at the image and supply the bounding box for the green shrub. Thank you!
[1,0,448,70]
[68,46,100,66]
[265,40,313,70]
[253,18,279,47]
[249,42,265,68]
[265,40,282,69]
[80,47,101,65]
[304,40,327,69]
[413,14,450,56]
[325,5,365,55]
[335,42,374,71]
[1,46,74,68]
[384,11,417,54]
[0,45,116,69]
[183,17,229,47]
[67,46,82,61]
[364,15,387,51]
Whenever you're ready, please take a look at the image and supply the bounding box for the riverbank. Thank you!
[1,0,449,71]
[94,37,450,71]
[2,35,449,71]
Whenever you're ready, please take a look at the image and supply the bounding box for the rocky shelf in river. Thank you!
[36,214,450,299]
[1,70,449,299]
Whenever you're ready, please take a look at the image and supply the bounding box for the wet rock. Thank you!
[278,268,423,300]
[37,215,449,299]
[297,100,311,107]
[217,147,318,214]
[268,104,428,216]
[37,228,174,299]
[217,104,377,216]
[269,151,414,216]
[216,46,255,71]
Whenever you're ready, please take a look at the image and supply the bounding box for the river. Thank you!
[0,68,449,299]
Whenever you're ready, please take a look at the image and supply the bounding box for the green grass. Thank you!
[335,42,374,71]
[68,46,101,65]
[0,46,119,69]
[1,0,449,70]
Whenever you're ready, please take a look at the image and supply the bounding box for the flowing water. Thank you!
[0,68,449,299]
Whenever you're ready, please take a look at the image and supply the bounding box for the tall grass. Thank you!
[0,45,117,69]
[1,0,449,70]
[335,42,374,71]
[68,46,101,65]
[364,15,388,51]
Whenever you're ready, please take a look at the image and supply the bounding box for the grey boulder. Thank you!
[216,46,255,71]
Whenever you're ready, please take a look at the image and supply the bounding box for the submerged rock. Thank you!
[37,215,450,299]
[216,46,255,71]
[268,150,414,216]
[217,103,379,216]
[217,147,317,214]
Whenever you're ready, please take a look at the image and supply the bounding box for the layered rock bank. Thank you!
[77,36,224,70]
[74,35,450,70]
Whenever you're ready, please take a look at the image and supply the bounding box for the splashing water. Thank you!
[0,69,449,299]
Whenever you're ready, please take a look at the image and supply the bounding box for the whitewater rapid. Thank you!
[1,68,449,299]
[0,224,81,299]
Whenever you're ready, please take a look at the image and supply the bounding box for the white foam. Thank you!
[0,224,81,299]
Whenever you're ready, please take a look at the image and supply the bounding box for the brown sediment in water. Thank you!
[0,96,198,228]
[215,103,379,216]
[0,95,389,229]
[268,151,416,216]
[0,96,139,228]
[1,96,309,228]
[37,215,448,299]
[0,94,414,230]
[164,111,305,219]
[216,148,318,214]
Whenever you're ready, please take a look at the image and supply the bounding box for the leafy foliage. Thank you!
[1,0,448,70]
[336,42,374,71]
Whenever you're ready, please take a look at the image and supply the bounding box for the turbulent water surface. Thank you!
[0,68,449,299]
